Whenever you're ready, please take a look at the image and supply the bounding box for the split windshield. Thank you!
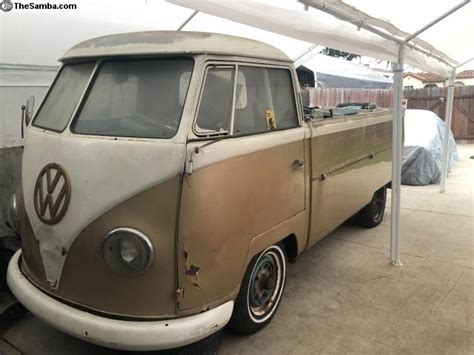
[34,58,194,139]
[33,62,95,132]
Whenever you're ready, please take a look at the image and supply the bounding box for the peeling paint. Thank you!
[184,251,201,288]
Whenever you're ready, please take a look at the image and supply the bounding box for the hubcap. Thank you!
[248,250,283,318]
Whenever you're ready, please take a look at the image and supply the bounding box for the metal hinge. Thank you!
[176,287,184,302]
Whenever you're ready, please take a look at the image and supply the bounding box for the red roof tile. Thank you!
[404,70,474,83]
[457,70,474,79]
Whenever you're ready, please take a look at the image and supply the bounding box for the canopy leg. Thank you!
[440,70,456,193]
[390,54,404,266]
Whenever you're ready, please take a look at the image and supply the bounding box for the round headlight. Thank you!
[101,228,154,274]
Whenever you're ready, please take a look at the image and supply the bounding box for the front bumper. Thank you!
[7,251,233,351]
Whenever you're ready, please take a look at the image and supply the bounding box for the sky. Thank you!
[0,0,472,72]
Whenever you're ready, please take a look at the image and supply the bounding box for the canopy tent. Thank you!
[301,54,393,89]
[0,1,313,66]
[168,0,472,265]
[169,0,472,76]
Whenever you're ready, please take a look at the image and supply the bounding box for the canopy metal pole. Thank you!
[440,57,473,193]
[298,0,470,266]
[298,0,460,68]
[293,44,320,66]
[177,10,199,31]
[439,70,456,193]
[389,1,470,265]
[404,0,470,43]
[390,46,404,266]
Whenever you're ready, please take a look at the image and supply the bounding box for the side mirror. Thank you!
[24,95,35,126]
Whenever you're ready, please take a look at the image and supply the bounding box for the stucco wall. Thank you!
[403,76,424,89]
[404,74,474,89]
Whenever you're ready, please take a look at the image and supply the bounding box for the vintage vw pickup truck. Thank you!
[6,31,391,351]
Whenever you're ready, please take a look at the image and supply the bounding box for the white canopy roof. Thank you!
[169,0,473,76]
[0,0,311,66]
[0,0,471,75]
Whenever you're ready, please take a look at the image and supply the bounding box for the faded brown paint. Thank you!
[308,120,392,245]
[177,139,306,311]
[21,177,181,319]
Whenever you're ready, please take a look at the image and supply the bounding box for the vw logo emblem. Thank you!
[34,163,71,225]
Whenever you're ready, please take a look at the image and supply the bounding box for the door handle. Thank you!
[292,159,304,169]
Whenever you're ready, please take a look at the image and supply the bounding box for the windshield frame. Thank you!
[69,56,195,140]
[32,60,97,133]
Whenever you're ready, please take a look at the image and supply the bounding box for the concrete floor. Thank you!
[1,145,473,354]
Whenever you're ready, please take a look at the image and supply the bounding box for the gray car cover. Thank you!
[402,109,458,186]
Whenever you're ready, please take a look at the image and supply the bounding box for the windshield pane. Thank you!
[33,63,94,131]
[73,58,193,139]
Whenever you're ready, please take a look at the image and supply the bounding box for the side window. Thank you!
[267,68,299,130]
[195,65,299,137]
[234,66,271,135]
[195,67,234,135]
[234,66,298,135]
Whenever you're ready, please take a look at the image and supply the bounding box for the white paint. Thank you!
[22,127,186,286]
[62,31,290,63]
[7,251,233,351]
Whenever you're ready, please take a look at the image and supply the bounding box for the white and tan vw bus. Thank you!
[6,31,391,351]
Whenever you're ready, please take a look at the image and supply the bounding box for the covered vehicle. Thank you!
[402,109,458,186]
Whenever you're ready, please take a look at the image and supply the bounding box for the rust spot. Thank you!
[184,251,201,288]
[186,264,200,277]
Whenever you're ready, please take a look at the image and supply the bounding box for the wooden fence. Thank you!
[405,86,474,140]
[308,88,394,108]
[308,86,474,139]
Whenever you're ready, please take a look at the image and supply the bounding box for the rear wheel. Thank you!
[227,244,287,334]
[354,186,387,228]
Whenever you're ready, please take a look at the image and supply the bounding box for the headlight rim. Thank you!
[6,193,20,235]
[101,227,155,275]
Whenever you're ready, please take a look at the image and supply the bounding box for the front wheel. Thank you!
[354,186,387,228]
[227,244,287,334]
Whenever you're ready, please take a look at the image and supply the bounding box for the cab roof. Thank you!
[61,31,292,63]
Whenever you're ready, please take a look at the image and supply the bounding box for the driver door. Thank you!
[177,63,306,311]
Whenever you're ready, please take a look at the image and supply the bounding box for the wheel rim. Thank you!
[247,247,285,322]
